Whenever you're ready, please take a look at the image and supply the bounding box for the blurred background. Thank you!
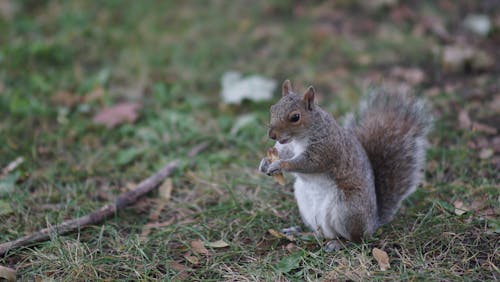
[0,0,499,280]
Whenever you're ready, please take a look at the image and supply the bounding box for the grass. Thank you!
[1,0,499,280]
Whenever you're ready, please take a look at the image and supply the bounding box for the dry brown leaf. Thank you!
[0,265,16,282]
[148,201,166,222]
[267,148,286,186]
[51,91,82,108]
[169,261,192,272]
[458,109,472,129]
[158,178,173,201]
[479,148,494,159]
[183,254,200,265]
[190,239,210,256]
[453,200,470,215]
[285,243,297,253]
[140,218,175,241]
[372,248,390,271]
[268,229,295,241]
[206,240,230,248]
[92,102,141,128]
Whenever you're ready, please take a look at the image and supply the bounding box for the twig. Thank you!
[188,141,209,158]
[0,160,179,256]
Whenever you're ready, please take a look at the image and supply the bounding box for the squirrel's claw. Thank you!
[266,160,282,176]
[259,157,271,173]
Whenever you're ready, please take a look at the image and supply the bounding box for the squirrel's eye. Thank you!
[289,113,300,123]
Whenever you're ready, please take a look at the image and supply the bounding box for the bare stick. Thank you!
[0,160,179,256]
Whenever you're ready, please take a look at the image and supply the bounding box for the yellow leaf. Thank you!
[158,178,173,201]
[183,255,199,265]
[206,240,230,248]
[190,239,210,256]
[268,229,285,239]
[372,248,390,271]
[453,200,470,215]
[0,265,16,282]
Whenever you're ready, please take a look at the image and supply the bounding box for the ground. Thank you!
[0,0,499,280]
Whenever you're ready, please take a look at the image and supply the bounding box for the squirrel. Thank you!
[259,80,432,246]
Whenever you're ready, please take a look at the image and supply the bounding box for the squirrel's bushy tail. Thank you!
[349,89,432,225]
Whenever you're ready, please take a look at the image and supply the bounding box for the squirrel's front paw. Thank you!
[266,160,282,176]
[259,157,271,173]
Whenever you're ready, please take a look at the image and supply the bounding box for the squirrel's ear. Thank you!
[282,79,292,96]
[303,86,315,110]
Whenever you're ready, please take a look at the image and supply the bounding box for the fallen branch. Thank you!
[0,160,179,256]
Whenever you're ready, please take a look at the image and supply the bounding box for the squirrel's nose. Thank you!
[268,129,277,140]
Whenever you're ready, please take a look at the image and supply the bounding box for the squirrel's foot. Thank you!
[324,239,346,253]
[266,160,282,176]
[259,157,271,173]
[280,226,302,237]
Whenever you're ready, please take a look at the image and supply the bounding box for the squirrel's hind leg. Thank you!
[324,239,348,252]
[280,226,302,236]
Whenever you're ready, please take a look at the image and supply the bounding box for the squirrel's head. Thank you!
[268,80,316,144]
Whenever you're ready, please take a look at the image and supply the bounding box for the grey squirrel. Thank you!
[259,80,432,245]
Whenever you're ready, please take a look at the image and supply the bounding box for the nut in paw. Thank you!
[266,160,282,176]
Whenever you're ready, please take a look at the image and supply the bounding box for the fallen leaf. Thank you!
[148,201,166,222]
[285,243,297,253]
[51,91,81,108]
[268,228,295,241]
[453,200,470,215]
[0,265,16,282]
[463,14,491,37]
[140,217,176,240]
[372,248,390,271]
[169,261,192,272]
[92,102,141,128]
[479,148,494,159]
[190,240,210,256]
[220,71,277,104]
[206,240,230,248]
[268,228,285,239]
[1,157,23,178]
[183,254,200,265]
[158,178,173,201]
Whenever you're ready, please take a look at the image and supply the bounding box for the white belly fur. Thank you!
[294,173,340,239]
[275,140,340,239]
